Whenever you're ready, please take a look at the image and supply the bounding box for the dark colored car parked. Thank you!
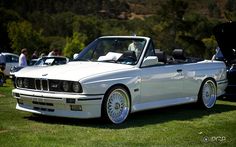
[213,21,236,97]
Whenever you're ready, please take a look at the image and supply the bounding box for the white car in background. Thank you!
[12,36,228,124]
[10,56,69,80]
[0,52,19,76]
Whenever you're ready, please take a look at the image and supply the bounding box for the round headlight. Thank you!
[72,82,81,93]
[62,81,70,92]
[17,78,23,87]
[23,78,29,88]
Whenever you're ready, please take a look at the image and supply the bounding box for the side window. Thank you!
[144,41,155,58]
[5,55,19,63]
[11,55,19,63]
[5,55,11,62]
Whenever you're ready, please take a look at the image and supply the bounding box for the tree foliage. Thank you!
[0,8,20,51]
[63,32,86,58]
[7,21,44,56]
[1,0,236,59]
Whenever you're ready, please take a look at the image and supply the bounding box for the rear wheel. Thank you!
[198,79,217,108]
[102,86,130,124]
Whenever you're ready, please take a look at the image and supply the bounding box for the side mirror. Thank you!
[73,53,79,59]
[142,56,158,67]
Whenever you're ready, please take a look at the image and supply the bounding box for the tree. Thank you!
[208,0,221,18]
[226,0,236,12]
[0,8,20,51]
[7,20,44,56]
[202,35,218,58]
[73,15,102,44]
[156,0,188,52]
[63,32,87,58]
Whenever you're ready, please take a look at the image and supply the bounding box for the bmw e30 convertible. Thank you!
[12,36,228,124]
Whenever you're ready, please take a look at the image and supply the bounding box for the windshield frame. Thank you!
[73,36,148,65]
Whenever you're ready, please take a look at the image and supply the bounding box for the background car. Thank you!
[10,56,69,79]
[213,21,236,97]
[0,52,19,76]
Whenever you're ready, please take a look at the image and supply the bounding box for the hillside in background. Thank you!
[0,0,236,58]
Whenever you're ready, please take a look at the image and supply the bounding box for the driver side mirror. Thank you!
[142,56,159,67]
[73,53,79,59]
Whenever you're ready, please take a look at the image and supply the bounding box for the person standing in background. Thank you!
[48,48,59,56]
[19,48,28,67]
[31,50,38,59]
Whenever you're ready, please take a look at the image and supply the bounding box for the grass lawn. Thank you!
[0,79,236,147]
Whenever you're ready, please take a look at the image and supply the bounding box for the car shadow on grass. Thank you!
[24,101,236,129]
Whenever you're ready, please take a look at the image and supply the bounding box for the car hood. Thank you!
[213,21,236,63]
[15,61,134,81]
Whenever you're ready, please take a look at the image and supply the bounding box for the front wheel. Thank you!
[102,86,130,124]
[198,79,217,108]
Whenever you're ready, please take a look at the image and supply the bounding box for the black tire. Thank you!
[102,86,130,124]
[197,79,217,108]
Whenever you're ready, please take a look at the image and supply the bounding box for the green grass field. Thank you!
[0,80,236,147]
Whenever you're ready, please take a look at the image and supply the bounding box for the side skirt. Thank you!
[131,96,197,113]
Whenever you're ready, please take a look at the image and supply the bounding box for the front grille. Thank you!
[16,78,49,91]
[35,79,48,91]
[42,79,48,90]
[35,79,41,90]
[16,78,82,93]
[25,78,35,89]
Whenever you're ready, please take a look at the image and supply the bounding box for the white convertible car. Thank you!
[12,36,228,124]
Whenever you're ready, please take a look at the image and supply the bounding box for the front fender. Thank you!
[82,75,140,94]
[80,69,141,105]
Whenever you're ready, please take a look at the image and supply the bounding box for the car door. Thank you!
[140,64,184,103]
[139,42,184,103]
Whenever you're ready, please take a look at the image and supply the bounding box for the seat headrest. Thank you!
[155,50,167,63]
[172,49,186,60]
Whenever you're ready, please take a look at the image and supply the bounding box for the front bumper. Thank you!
[12,89,104,119]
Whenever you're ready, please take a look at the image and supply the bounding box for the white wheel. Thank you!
[103,86,130,124]
[198,79,217,108]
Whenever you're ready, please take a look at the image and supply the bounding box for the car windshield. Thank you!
[74,37,147,65]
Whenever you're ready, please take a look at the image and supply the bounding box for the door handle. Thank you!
[177,69,182,72]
